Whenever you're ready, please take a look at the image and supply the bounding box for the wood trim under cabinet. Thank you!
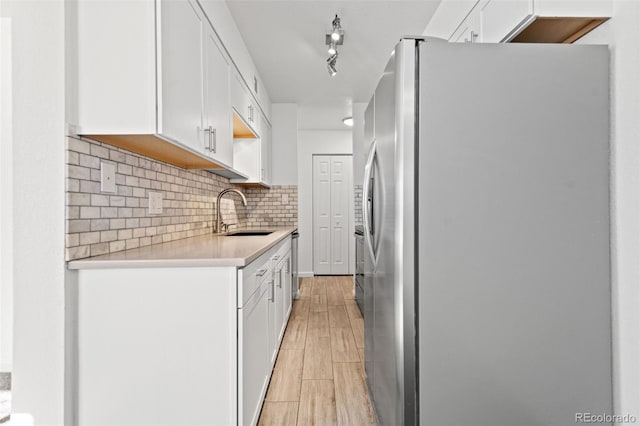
[83,134,224,170]
[511,17,608,44]
[233,112,258,139]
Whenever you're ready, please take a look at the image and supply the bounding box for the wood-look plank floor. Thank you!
[258,276,375,426]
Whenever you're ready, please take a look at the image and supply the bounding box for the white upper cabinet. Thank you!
[71,0,157,135]
[204,31,233,166]
[231,110,271,187]
[260,119,272,186]
[158,0,205,153]
[439,0,611,44]
[231,73,259,132]
[480,0,533,42]
[198,0,272,122]
[69,0,267,178]
[450,5,481,43]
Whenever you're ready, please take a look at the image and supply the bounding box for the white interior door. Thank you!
[313,155,352,275]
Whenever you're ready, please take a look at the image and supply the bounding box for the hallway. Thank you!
[258,276,375,425]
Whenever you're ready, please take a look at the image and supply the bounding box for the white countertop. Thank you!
[67,228,296,269]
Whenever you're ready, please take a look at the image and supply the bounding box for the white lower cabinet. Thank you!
[238,278,270,426]
[74,235,294,426]
[238,236,292,425]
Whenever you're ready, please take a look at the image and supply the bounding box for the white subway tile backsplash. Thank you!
[80,206,100,219]
[68,165,91,180]
[65,136,298,261]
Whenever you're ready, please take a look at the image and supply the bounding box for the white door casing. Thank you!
[313,155,353,275]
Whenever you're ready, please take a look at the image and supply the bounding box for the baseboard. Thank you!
[299,272,314,278]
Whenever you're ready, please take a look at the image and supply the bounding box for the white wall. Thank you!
[297,130,352,276]
[351,103,367,187]
[0,1,66,424]
[271,103,298,185]
[577,5,640,423]
[0,17,13,373]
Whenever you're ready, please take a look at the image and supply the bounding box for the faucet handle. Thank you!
[226,222,236,231]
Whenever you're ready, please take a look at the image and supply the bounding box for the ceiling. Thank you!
[226,0,441,106]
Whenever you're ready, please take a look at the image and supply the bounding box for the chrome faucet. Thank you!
[216,188,247,233]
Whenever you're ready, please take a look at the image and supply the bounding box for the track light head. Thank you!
[328,41,337,55]
[326,52,338,76]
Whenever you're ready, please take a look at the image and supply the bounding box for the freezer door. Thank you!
[417,42,611,426]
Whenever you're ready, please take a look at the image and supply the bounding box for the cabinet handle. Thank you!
[211,127,216,154]
[272,255,280,261]
[269,280,275,302]
[256,268,267,277]
[261,168,264,181]
[286,259,290,274]
[277,269,282,288]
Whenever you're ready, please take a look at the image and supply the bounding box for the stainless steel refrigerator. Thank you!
[362,37,611,426]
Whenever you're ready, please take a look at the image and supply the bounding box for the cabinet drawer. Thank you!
[238,257,271,308]
[238,235,294,307]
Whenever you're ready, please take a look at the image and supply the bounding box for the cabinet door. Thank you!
[240,281,269,426]
[231,73,251,125]
[283,253,292,319]
[274,258,286,342]
[267,277,278,366]
[204,30,233,166]
[158,0,204,152]
[449,6,481,43]
[260,118,272,185]
[481,0,532,42]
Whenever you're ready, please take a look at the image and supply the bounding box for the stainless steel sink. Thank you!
[225,230,273,236]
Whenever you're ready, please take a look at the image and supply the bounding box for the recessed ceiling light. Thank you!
[342,117,353,127]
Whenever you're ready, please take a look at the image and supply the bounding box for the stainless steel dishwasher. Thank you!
[291,230,300,299]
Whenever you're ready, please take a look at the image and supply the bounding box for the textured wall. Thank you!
[66,137,297,261]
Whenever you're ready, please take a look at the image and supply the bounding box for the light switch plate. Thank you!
[100,161,116,193]
[148,192,163,215]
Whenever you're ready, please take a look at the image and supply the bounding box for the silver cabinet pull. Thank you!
[204,126,216,153]
[269,280,275,302]
[277,268,282,288]
[272,255,280,261]
[256,268,267,277]
[465,31,478,43]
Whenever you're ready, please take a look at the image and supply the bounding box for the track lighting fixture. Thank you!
[325,14,344,76]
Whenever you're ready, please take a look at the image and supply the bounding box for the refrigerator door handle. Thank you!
[363,139,378,265]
